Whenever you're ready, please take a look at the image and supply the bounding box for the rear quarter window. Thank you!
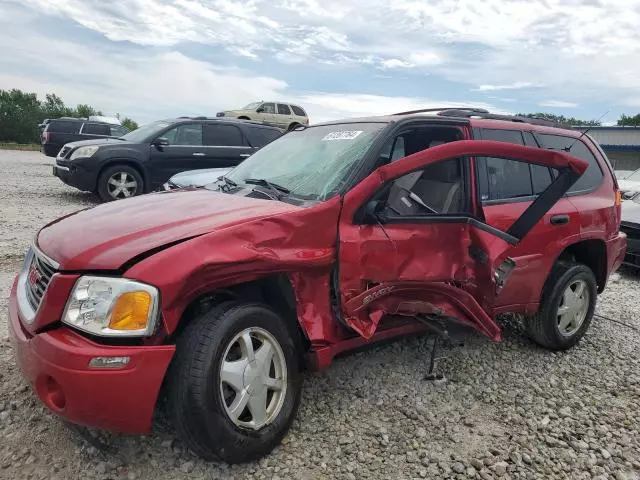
[82,123,111,135]
[244,126,283,148]
[46,121,82,134]
[537,133,603,193]
[291,105,307,117]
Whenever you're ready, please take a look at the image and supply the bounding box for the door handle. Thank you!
[192,152,205,157]
[550,214,570,225]
[240,154,251,158]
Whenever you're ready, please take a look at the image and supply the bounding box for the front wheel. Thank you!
[168,302,302,463]
[526,263,597,350]
[97,164,144,202]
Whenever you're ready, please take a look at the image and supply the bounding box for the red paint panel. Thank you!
[125,197,342,337]
[336,140,589,339]
[37,190,303,270]
[9,286,175,433]
[23,274,80,334]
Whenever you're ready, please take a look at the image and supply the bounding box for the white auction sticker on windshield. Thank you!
[322,130,363,141]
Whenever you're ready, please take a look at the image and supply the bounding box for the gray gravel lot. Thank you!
[0,149,639,480]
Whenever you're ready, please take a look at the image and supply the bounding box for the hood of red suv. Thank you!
[37,190,301,270]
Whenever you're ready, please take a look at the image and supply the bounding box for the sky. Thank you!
[1,0,639,125]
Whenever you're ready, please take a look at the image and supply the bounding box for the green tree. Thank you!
[121,117,138,131]
[74,104,100,118]
[617,114,640,126]
[517,112,601,127]
[0,88,139,144]
[0,89,42,143]
[41,93,73,119]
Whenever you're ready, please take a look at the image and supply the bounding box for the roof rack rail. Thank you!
[392,107,571,129]
[392,107,490,116]
[435,109,570,129]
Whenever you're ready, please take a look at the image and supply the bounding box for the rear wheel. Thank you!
[288,123,301,131]
[97,164,143,202]
[168,302,302,463]
[526,263,597,350]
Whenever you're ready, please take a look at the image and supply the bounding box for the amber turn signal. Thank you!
[109,291,152,330]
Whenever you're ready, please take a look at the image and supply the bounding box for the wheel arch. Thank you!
[97,159,148,192]
[547,238,608,294]
[169,273,311,365]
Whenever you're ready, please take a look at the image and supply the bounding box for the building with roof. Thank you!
[576,126,640,171]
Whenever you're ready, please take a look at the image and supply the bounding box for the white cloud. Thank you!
[6,0,640,118]
[13,0,640,105]
[475,82,544,92]
[294,93,508,124]
[0,18,501,124]
[539,100,579,108]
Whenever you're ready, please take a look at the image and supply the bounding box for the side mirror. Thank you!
[152,137,170,148]
[256,107,264,113]
[357,199,384,224]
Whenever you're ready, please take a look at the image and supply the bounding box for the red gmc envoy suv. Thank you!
[9,108,627,463]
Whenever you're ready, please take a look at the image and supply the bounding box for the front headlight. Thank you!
[62,276,160,337]
[69,146,99,160]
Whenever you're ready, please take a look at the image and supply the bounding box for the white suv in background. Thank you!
[217,101,309,130]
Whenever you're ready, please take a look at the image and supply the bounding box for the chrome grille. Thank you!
[25,252,57,310]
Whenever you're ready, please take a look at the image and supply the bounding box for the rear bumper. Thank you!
[42,144,60,157]
[9,278,175,433]
[607,231,628,275]
[620,222,640,268]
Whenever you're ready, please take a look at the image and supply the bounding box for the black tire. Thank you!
[168,302,302,463]
[526,262,597,350]
[288,123,301,131]
[97,164,144,202]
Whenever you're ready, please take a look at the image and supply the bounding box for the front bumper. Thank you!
[620,222,640,269]
[9,277,175,433]
[53,162,96,192]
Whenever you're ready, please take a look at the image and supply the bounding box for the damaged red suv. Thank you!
[10,108,626,463]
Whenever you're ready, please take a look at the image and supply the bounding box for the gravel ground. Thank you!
[0,149,639,480]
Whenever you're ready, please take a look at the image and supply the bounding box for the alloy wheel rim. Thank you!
[557,279,590,337]
[107,172,138,199]
[219,327,287,430]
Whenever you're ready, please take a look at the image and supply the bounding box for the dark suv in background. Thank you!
[41,118,130,157]
[53,117,283,201]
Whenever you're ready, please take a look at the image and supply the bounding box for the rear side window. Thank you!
[47,121,81,134]
[477,128,556,201]
[244,126,282,148]
[82,123,111,135]
[537,134,603,193]
[291,105,306,117]
[203,124,245,146]
[110,125,129,137]
[277,104,291,115]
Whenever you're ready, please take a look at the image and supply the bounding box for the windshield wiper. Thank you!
[244,178,290,198]
[216,175,238,192]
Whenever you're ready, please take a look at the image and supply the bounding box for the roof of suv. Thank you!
[43,117,117,126]
[172,116,283,130]
[315,107,585,139]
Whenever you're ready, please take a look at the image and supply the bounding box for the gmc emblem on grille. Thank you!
[27,262,41,288]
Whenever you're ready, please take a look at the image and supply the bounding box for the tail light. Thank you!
[613,188,622,232]
[615,189,622,207]
[43,131,50,142]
